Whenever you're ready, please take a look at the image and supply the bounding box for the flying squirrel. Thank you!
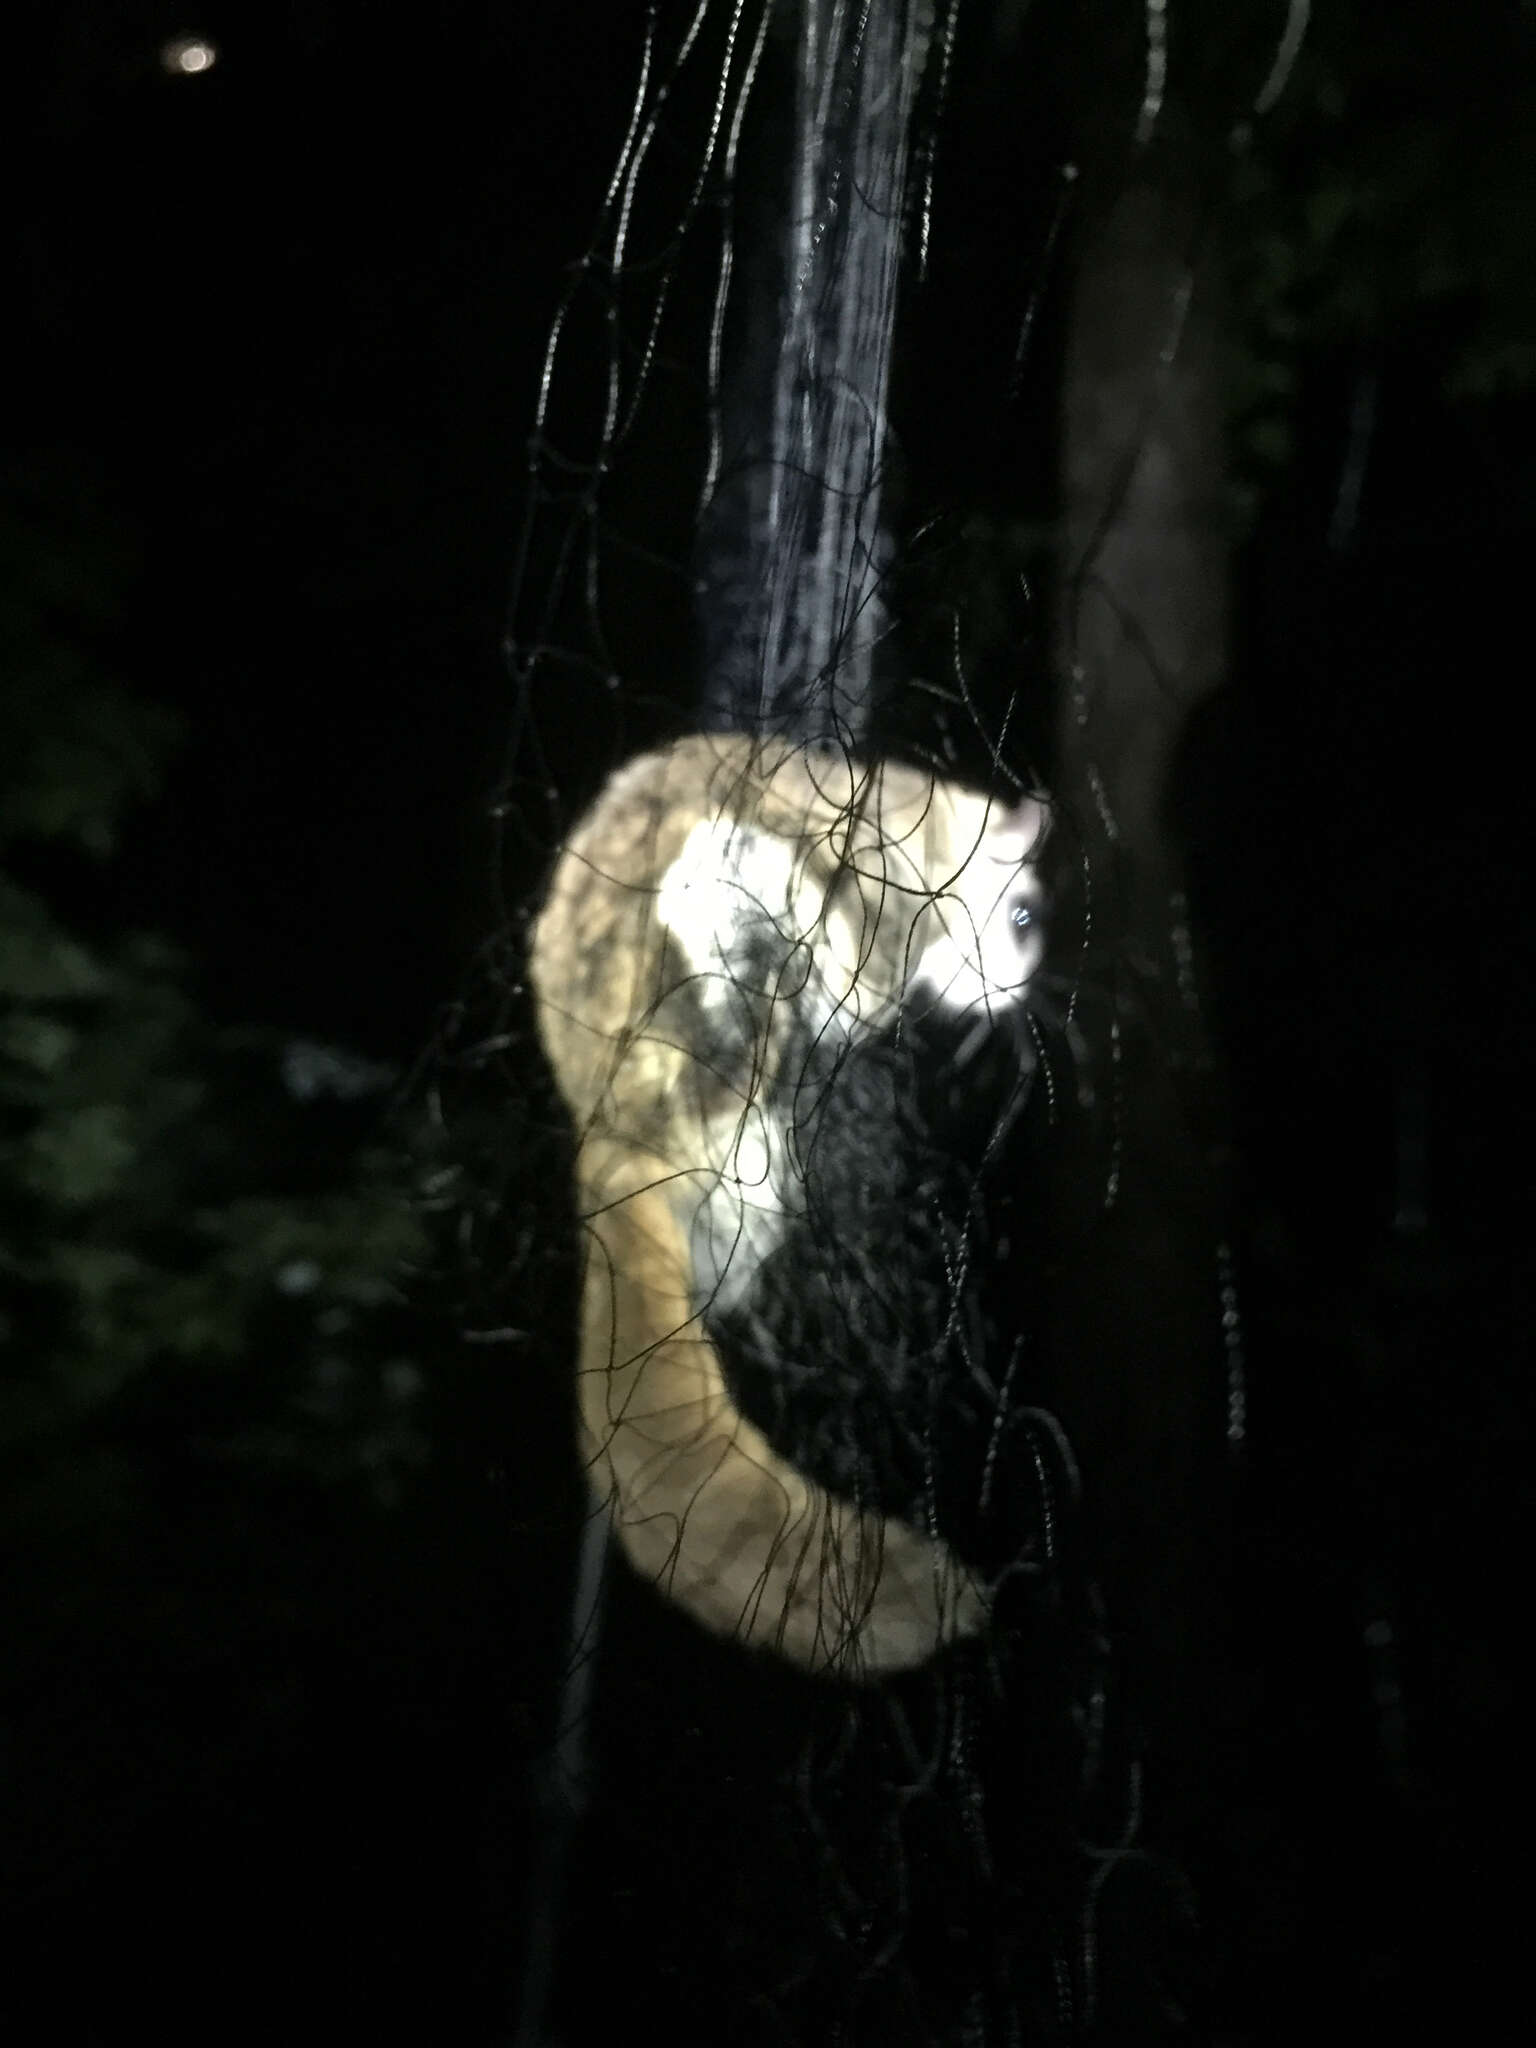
[530,731,1049,1679]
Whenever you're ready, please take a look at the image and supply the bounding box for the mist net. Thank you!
[455,1,1226,2040]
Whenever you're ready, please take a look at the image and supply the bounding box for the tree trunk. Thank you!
[1049,162,1235,1847]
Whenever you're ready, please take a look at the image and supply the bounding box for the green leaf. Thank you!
[24,1103,138,1206]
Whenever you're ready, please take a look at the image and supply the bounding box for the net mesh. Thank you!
[440,1,1238,2037]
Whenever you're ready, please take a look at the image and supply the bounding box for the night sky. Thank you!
[7,3,1532,2042]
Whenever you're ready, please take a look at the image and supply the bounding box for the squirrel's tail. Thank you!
[575,1161,985,1679]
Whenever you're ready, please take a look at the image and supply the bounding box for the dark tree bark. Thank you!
[1048,148,1237,1857]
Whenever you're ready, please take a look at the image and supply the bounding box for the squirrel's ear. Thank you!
[986,792,1052,867]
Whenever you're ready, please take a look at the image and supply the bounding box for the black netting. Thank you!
[437,3,1330,2041]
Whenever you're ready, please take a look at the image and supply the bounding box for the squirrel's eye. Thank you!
[1010,900,1033,932]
